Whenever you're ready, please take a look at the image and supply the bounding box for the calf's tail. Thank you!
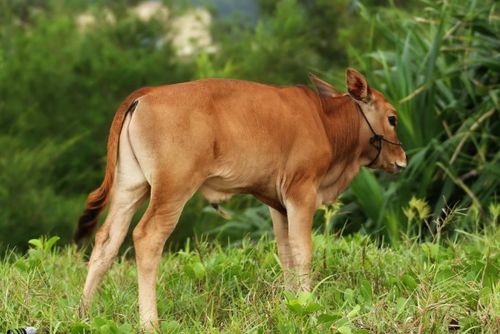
[74,88,148,245]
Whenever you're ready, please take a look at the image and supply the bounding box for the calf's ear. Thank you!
[309,73,342,97]
[346,68,371,102]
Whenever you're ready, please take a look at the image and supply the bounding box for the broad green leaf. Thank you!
[28,239,43,250]
[184,262,206,280]
[338,325,352,334]
[401,273,417,291]
[45,236,60,252]
[318,313,342,324]
[347,305,361,319]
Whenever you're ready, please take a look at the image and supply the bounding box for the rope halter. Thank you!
[351,97,403,167]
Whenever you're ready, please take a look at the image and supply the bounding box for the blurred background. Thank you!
[0,0,498,252]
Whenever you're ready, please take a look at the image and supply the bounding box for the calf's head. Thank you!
[346,68,407,173]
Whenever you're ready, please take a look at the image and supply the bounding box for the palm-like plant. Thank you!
[341,0,499,242]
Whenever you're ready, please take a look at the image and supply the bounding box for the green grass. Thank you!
[0,225,498,334]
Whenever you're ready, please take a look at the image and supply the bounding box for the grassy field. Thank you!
[0,224,498,334]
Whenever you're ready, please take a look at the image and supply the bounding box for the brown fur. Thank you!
[320,95,361,159]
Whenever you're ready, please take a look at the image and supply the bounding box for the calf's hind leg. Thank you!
[80,185,148,314]
[133,176,201,331]
[269,207,294,288]
[79,113,149,315]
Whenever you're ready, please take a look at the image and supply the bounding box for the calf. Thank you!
[76,68,406,331]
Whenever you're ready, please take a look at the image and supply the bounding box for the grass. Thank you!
[0,224,498,334]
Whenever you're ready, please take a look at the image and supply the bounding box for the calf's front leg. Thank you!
[285,187,317,291]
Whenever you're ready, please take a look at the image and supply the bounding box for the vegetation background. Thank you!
[0,0,498,332]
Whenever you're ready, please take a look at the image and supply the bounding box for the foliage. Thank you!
[204,0,320,83]
[0,137,82,251]
[332,0,499,244]
[0,0,498,250]
[0,0,194,251]
[1,222,498,333]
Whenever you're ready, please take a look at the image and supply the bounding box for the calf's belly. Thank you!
[199,184,235,204]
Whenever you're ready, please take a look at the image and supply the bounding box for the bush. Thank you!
[0,137,82,252]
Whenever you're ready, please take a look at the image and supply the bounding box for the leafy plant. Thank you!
[91,317,133,334]
[284,291,322,316]
[184,260,206,281]
[13,236,60,272]
[28,235,60,253]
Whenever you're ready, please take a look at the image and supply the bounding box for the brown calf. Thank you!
[76,68,406,331]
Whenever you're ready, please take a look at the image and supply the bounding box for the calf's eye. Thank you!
[388,116,397,127]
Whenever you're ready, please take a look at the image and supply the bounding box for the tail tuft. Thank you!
[74,188,108,245]
[74,207,101,245]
